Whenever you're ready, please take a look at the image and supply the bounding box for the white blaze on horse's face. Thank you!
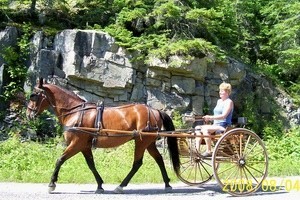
[26,89,49,119]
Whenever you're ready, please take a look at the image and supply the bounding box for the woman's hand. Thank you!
[203,115,213,122]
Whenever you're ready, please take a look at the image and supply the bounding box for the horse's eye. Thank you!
[30,93,38,100]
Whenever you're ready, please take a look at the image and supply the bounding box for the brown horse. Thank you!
[26,78,180,194]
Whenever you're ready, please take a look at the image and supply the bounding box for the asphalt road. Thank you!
[1,177,300,200]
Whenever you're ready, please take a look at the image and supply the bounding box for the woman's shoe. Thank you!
[201,151,212,157]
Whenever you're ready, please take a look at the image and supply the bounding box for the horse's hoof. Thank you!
[95,188,104,194]
[48,186,56,194]
[165,186,172,193]
[114,186,124,194]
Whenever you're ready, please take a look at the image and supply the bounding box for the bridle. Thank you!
[27,87,94,119]
[27,88,48,118]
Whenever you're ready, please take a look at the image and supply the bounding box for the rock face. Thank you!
[0,27,18,110]
[0,27,299,127]
[27,29,247,115]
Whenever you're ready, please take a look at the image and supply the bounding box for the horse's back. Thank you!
[102,103,162,131]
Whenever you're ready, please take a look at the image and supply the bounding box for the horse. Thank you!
[26,78,180,194]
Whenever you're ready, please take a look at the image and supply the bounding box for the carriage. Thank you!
[26,78,268,196]
[172,116,268,196]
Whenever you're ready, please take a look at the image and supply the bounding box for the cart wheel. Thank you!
[176,137,214,185]
[212,128,268,196]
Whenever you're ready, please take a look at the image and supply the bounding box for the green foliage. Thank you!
[0,22,31,101]
[237,91,285,137]
[259,0,300,93]
[148,38,220,61]
[2,0,298,98]
[262,115,284,139]
[0,46,27,101]
[289,82,300,105]
[172,110,187,129]
[1,105,62,141]
[266,126,300,161]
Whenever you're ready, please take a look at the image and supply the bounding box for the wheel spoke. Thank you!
[245,163,265,176]
[217,163,237,177]
[244,141,259,157]
[246,160,267,164]
[199,160,212,177]
[243,134,252,156]
[244,165,261,184]
[177,137,214,185]
[239,134,243,158]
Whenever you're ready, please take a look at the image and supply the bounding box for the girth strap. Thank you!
[142,105,159,132]
[94,101,104,131]
[92,101,104,148]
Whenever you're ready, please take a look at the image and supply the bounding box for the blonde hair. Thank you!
[219,82,232,95]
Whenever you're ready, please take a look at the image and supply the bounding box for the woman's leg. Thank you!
[201,125,225,157]
[194,125,202,152]
[202,127,212,153]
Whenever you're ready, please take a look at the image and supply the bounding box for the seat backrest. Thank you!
[237,117,247,128]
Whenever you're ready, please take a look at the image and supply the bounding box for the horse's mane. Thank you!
[44,83,85,102]
[42,83,147,108]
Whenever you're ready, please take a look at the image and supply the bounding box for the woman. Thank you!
[195,82,234,157]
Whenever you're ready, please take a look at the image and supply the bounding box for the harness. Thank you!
[69,103,159,148]
[28,88,160,147]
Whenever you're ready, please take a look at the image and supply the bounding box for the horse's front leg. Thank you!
[48,142,80,193]
[48,156,65,193]
[82,148,104,194]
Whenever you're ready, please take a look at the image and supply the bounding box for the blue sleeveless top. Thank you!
[213,98,233,127]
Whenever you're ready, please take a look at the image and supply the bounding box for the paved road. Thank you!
[1,177,300,200]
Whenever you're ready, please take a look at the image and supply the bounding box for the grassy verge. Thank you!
[0,129,300,184]
[0,138,176,184]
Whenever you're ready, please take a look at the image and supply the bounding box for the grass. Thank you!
[1,131,300,184]
[0,138,176,184]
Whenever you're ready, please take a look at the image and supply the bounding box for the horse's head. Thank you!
[26,78,50,119]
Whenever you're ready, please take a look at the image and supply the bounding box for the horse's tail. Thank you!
[159,111,180,175]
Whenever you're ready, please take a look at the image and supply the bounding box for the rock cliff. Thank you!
[1,26,299,128]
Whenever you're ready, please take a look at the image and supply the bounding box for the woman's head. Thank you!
[219,82,232,95]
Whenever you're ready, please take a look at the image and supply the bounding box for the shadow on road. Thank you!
[49,183,288,197]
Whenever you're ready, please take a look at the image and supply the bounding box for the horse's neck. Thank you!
[46,85,85,116]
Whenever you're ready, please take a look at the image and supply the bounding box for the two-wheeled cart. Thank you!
[175,126,268,196]
[75,118,268,196]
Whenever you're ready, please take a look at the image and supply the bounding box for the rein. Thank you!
[29,86,99,119]
[55,103,97,119]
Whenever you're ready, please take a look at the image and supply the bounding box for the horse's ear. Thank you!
[38,77,44,88]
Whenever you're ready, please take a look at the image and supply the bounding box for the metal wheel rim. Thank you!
[212,128,268,196]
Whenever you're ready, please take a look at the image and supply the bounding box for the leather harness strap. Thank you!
[94,102,104,131]
[92,102,104,148]
[142,105,159,132]
[74,103,86,127]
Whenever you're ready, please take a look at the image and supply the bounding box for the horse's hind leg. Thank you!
[81,148,104,194]
[114,142,146,194]
[147,142,172,192]
[115,157,144,194]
